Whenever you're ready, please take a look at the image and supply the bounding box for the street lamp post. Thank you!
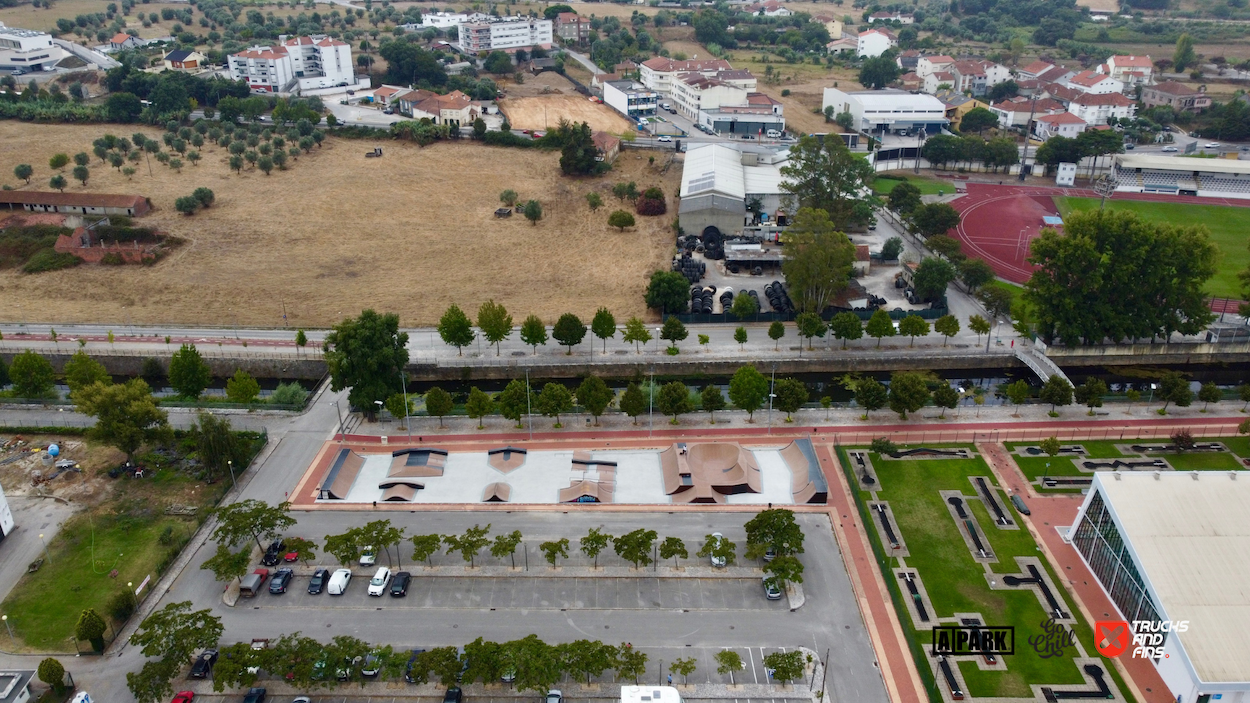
[401,371,412,441]
[333,400,346,444]
[767,367,777,434]
[1,615,11,642]
[227,460,236,489]
[1148,383,1157,405]
[649,369,655,438]
[525,368,533,441]
[37,533,50,563]
[655,327,661,354]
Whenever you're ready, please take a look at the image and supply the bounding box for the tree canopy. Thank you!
[780,135,878,230]
[75,379,171,461]
[781,207,856,313]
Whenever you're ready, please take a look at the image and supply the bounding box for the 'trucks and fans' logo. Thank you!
[1096,620,1189,658]
[1094,621,1129,657]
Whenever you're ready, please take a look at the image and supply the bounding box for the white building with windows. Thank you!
[0,22,65,72]
[456,16,552,53]
[856,29,896,58]
[602,79,658,119]
[419,12,488,28]
[228,35,354,93]
[639,56,733,93]
[822,88,948,135]
[1069,91,1135,125]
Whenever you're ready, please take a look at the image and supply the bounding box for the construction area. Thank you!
[499,95,636,135]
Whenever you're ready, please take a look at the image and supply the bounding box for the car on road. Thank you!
[308,568,328,594]
[172,692,194,703]
[368,567,392,596]
[445,687,463,703]
[1123,143,1134,150]
[1161,146,1179,152]
[383,108,394,114]
[763,576,783,600]
[11,68,26,76]
[242,689,266,703]
[657,135,672,142]
[189,649,218,678]
[391,571,412,596]
[359,546,376,566]
[709,532,726,567]
[546,689,563,703]
[1205,142,1221,148]
[261,539,285,566]
[268,567,294,594]
[404,649,427,683]
[766,129,783,139]
[362,650,382,677]
[328,568,352,595]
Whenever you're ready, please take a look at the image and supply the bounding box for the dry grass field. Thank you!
[0,0,307,33]
[0,122,679,327]
[499,95,635,134]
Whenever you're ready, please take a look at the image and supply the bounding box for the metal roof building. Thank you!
[1068,471,1250,703]
[679,143,791,237]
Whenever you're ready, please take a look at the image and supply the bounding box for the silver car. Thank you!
[763,576,783,600]
[709,533,726,568]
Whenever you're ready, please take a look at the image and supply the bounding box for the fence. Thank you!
[670,301,949,325]
[827,423,1244,447]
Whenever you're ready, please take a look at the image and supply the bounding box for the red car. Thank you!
[283,552,299,563]
[172,692,195,703]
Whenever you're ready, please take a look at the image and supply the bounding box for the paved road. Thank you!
[51,38,120,69]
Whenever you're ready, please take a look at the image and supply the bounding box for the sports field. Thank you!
[1055,196,1250,299]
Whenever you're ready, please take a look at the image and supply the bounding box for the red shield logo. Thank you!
[1095,620,1130,657]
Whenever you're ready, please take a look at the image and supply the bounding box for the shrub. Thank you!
[269,381,309,406]
[174,196,199,215]
[100,252,125,265]
[107,589,138,621]
[636,196,667,216]
[608,210,635,230]
[192,187,214,207]
[22,249,82,273]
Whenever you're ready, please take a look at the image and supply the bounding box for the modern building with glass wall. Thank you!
[1068,471,1250,703]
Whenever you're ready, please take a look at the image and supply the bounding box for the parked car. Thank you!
[383,108,394,115]
[362,650,382,677]
[242,689,266,703]
[763,576,783,600]
[1123,143,1135,150]
[766,129,783,139]
[189,649,218,679]
[328,568,352,595]
[657,135,672,142]
[367,567,392,596]
[291,698,311,703]
[709,533,726,568]
[1205,142,1221,148]
[239,569,269,598]
[391,571,412,597]
[11,68,26,76]
[445,688,463,703]
[261,539,285,566]
[1161,146,1179,152]
[268,567,294,594]
[763,547,776,562]
[337,655,362,681]
[308,568,328,594]
[312,656,329,681]
[546,690,562,703]
[359,546,376,566]
[172,692,195,703]
[404,649,427,683]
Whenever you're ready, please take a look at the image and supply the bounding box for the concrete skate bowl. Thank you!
[483,482,512,502]
[319,448,364,500]
[488,446,527,473]
[779,438,828,504]
[660,443,761,504]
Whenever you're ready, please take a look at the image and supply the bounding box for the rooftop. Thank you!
[0,191,147,208]
[1036,111,1087,124]
[0,26,47,38]
[1149,80,1204,96]
[1110,54,1153,67]
[0,671,33,703]
[1020,59,1055,75]
[1117,153,1250,176]
[641,56,733,72]
[1069,70,1113,87]
[1088,471,1250,683]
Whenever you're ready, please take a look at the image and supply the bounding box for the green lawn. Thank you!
[1004,440,1132,460]
[1150,451,1244,470]
[1054,196,1250,299]
[873,172,954,196]
[1222,436,1250,458]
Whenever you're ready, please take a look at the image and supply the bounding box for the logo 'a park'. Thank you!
[1095,621,1130,657]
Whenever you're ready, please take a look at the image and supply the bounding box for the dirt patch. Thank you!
[0,435,125,505]
[499,71,580,98]
[0,122,678,327]
[499,95,636,134]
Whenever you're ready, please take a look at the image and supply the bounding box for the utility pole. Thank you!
[401,370,412,441]
[914,129,924,174]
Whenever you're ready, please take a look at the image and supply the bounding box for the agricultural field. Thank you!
[0,121,679,327]
[1055,196,1250,299]
[500,95,636,134]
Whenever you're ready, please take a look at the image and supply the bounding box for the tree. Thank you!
[519,315,548,354]
[913,257,957,303]
[730,326,747,350]
[745,508,805,559]
[859,55,901,88]
[571,375,612,425]
[192,187,215,207]
[76,608,109,653]
[615,528,657,568]
[768,320,786,350]
[855,378,889,418]
[1025,210,1216,345]
[865,309,896,347]
[656,381,693,422]
[660,316,688,351]
[490,530,523,568]
[701,384,726,423]
[174,196,199,216]
[444,524,491,567]
[623,316,653,353]
[979,286,1013,324]
[437,304,476,355]
[49,153,69,170]
[1074,378,1107,415]
[959,259,995,293]
[72,165,90,186]
[500,189,518,207]
[75,379,171,462]
[795,312,826,351]
[968,315,991,345]
[780,135,877,231]
[201,543,251,585]
[38,658,65,691]
[50,174,67,192]
[888,371,930,419]
[1174,32,1196,72]
[496,379,530,428]
[781,208,856,313]
[729,364,769,421]
[222,369,259,404]
[106,92,143,122]
[558,120,598,176]
[210,499,295,550]
[619,383,647,425]
[539,538,569,567]
[131,601,223,669]
[696,533,735,566]
[616,644,649,684]
[731,292,760,320]
[909,203,961,239]
[926,235,963,262]
[322,309,410,415]
[715,650,744,685]
[1004,379,1031,413]
[586,192,603,210]
[1159,371,1193,412]
[933,383,960,418]
[1197,381,1221,412]
[659,536,688,567]
[959,107,999,135]
[128,659,179,703]
[932,315,960,347]
[523,199,543,225]
[424,386,453,428]
[411,534,443,567]
[591,308,617,353]
[773,378,807,421]
[671,657,697,684]
[465,387,495,429]
[63,350,110,396]
[580,527,612,568]
[552,313,587,354]
[763,650,807,684]
[1039,376,1073,414]
[537,382,574,426]
[763,554,805,593]
[897,315,930,347]
[645,270,690,314]
[476,300,513,357]
[14,164,32,184]
[887,182,922,215]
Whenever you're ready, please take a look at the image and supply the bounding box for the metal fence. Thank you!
[670,301,949,325]
[828,423,1244,447]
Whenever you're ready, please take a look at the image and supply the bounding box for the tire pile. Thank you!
[764,280,794,314]
[672,250,706,283]
[690,285,717,314]
[701,227,725,260]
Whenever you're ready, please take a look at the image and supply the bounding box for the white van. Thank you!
[367,567,392,596]
[766,129,783,139]
[328,568,352,595]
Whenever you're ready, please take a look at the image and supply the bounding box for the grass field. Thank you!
[0,0,316,35]
[858,451,1123,698]
[873,172,955,196]
[0,122,678,327]
[1149,451,1244,470]
[1055,196,1250,299]
[499,95,636,134]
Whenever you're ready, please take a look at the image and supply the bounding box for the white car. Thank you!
[1161,146,1179,152]
[546,690,563,703]
[367,567,392,596]
[327,568,352,595]
[360,546,376,566]
[1204,142,1220,148]
[763,576,783,600]
[657,135,672,143]
[709,532,726,568]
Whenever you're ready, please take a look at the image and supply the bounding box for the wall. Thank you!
[0,350,326,380]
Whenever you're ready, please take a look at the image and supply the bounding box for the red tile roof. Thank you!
[110,32,134,45]
[316,38,348,47]
[1069,70,1113,88]
[746,92,781,105]
[1111,54,1152,67]
[1072,91,1133,106]
[234,47,288,60]
[1020,60,1054,76]
[1149,80,1202,96]
[922,55,955,64]
[0,191,147,209]
[641,57,732,72]
[1037,112,1087,125]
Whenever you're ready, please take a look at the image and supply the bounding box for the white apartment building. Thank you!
[672,73,748,120]
[1065,70,1123,95]
[856,29,896,58]
[229,35,354,93]
[457,16,552,53]
[602,79,658,119]
[1100,54,1153,89]
[0,22,65,72]
[1032,111,1088,139]
[916,55,955,78]
[822,87,948,134]
[948,59,1011,97]
[639,56,733,93]
[1068,91,1136,125]
[420,12,487,28]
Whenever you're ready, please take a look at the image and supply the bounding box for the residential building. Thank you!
[813,16,844,39]
[0,480,13,543]
[1041,82,1083,107]
[639,56,733,93]
[1068,472,1250,703]
[615,60,639,77]
[936,92,989,123]
[457,16,552,53]
[0,191,150,216]
[672,71,751,120]
[0,671,32,703]
[898,71,922,90]
[745,0,792,16]
[554,12,591,43]
[1019,60,1075,85]
[229,35,354,93]
[1017,59,1056,80]
[680,143,791,235]
[948,59,1011,97]
[869,10,914,23]
[1142,81,1211,113]
[162,49,207,71]
[826,38,858,55]
[420,11,487,28]
[915,55,955,78]
[602,79,658,119]
[229,46,294,92]
[1065,70,1123,95]
[1068,91,1135,125]
[822,87,949,135]
[1100,54,1153,88]
[0,23,65,71]
[698,93,785,137]
[923,71,955,95]
[108,32,144,50]
[896,49,921,71]
[592,131,621,163]
[395,88,477,127]
[1032,111,1088,139]
[371,84,404,105]
[989,95,1066,127]
[591,72,621,88]
[856,29,896,58]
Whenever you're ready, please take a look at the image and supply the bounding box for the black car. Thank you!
[269,567,294,594]
[390,571,412,597]
[444,687,463,703]
[404,649,427,683]
[261,539,285,566]
[242,688,266,703]
[308,568,328,595]
[189,649,218,679]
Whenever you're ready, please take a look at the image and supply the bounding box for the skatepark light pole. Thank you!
[1018,93,1039,182]
[401,371,412,441]
[767,367,776,435]
[333,399,346,444]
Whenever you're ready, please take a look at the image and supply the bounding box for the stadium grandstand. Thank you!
[1112,153,1250,199]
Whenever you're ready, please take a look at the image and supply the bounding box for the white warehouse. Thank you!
[821,87,948,136]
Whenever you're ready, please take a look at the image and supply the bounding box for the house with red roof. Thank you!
[1069,91,1135,125]
[108,32,144,50]
[1100,55,1153,89]
[856,29,896,58]
[639,57,733,92]
[1033,111,1089,139]
[228,34,354,93]
[989,95,1066,127]
[916,55,955,78]
[1142,81,1211,113]
[1064,70,1123,95]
